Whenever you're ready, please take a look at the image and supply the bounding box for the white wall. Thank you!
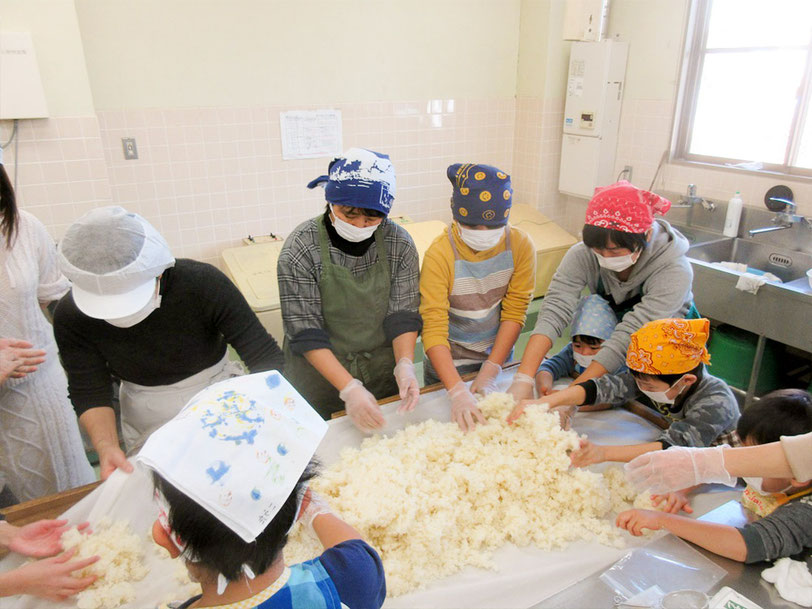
[75,0,522,109]
[0,0,96,116]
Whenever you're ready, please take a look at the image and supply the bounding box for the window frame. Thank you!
[672,0,812,179]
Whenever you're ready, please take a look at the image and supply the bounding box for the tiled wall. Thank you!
[511,97,567,227]
[6,95,811,267]
[3,117,112,239]
[98,99,515,265]
[5,98,515,266]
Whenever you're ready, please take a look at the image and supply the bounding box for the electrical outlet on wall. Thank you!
[122,137,138,160]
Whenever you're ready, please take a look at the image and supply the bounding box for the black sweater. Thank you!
[54,259,283,415]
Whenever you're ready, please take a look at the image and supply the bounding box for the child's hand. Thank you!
[551,405,576,430]
[651,490,693,514]
[570,438,605,467]
[616,509,663,536]
[535,371,554,396]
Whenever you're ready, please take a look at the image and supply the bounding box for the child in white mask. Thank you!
[508,318,740,472]
[615,388,812,569]
[419,163,536,432]
[535,295,620,396]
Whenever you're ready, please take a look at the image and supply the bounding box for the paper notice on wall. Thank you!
[280,109,343,160]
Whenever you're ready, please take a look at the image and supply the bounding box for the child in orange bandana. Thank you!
[508,318,739,469]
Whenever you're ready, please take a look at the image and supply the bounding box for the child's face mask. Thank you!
[573,351,594,369]
[457,222,505,251]
[593,250,640,272]
[635,375,686,405]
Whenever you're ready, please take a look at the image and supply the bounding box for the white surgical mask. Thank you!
[573,351,594,369]
[106,291,161,328]
[330,205,379,242]
[743,477,793,496]
[594,250,639,272]
[457,223,505,251]
[636,376,686,405]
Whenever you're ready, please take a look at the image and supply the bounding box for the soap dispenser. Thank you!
[723,191,743,237]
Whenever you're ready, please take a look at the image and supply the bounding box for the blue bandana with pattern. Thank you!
[447,163,513,227]
[307,148,396,215]
[571,294,618,342]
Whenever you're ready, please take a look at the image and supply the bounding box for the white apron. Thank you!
[119,353,245,451]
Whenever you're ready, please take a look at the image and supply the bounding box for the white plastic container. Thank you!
[723,191,743,237]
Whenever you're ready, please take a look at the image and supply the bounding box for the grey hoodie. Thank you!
[533,219,693,373]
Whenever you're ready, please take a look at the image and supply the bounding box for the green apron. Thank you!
[283,218,397,419]
[595,276,700,320]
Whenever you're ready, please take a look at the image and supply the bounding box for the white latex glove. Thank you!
[535,370,554,397]
[550,404,576,430]
[624,445,736,494]
[339,379,385,431]
[470,360,502,396]
[299,488,333,530]
[393,358,419,413]
[506,372,535,402]
[448,381,486,433]
[762,558,812,608]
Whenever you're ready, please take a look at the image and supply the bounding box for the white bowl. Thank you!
[808,268,812,289]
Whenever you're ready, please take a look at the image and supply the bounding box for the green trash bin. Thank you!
[707,325,781,395]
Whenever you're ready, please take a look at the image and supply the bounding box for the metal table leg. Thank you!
[745,334,767,408]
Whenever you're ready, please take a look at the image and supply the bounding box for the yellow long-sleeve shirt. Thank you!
[419,223,536,352]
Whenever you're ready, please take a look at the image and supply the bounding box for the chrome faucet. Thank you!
[748,198,812,236]
[673,184,715,211]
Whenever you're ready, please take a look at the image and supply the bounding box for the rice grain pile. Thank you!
[286,393,647,596]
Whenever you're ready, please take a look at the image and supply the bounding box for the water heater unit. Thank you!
[559,40,627,198]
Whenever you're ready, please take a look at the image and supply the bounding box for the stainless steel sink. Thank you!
[688,237,812,283]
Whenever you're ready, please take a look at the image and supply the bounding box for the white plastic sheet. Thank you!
[2,372,664,609]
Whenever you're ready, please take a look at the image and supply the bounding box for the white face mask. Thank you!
[594,250,639,272]
[636,376,686,405]
[106,292,161,328]
[743,476,793,495]
[330,205,380,242]
[457,223,505,251]
[573,351,594,369]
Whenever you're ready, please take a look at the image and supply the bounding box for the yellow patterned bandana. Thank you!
[626,318,711,375]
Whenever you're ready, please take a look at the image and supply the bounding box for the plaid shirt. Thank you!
[277,215,421,354]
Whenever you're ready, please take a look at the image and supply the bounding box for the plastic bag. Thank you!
[600,534,727,602]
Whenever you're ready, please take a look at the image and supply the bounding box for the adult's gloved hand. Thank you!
[339,379,385,431]
[624,445,736,494]
[470,360,501,396]
[506,372,535,403]
[393,358,420,413]
[448,381,486,433]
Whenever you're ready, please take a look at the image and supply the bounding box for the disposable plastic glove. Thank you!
[339,379,385,431]
[470,360,501,396]
[506,372,535,402]
[299,488,333,530]
[448,381,486,432]
[624,445,736,494]
[393,358,420,413]
[535,370,554,396]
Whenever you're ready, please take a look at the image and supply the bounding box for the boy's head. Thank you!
[626,318,711,403]
[738,389,812,493]
[307,148,396,217]
[151,463,318,581]
[570,295,617,363]
[447,163,512,228]
[582,181,672,270]
[137,371,328,587]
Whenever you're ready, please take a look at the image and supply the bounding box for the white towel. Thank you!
[761,557,812,607]
[137,371,328,542]
[736,273,766,294]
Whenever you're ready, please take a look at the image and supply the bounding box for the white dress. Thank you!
[0,211,95,501]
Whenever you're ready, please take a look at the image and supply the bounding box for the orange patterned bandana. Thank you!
[626,318,711,375]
